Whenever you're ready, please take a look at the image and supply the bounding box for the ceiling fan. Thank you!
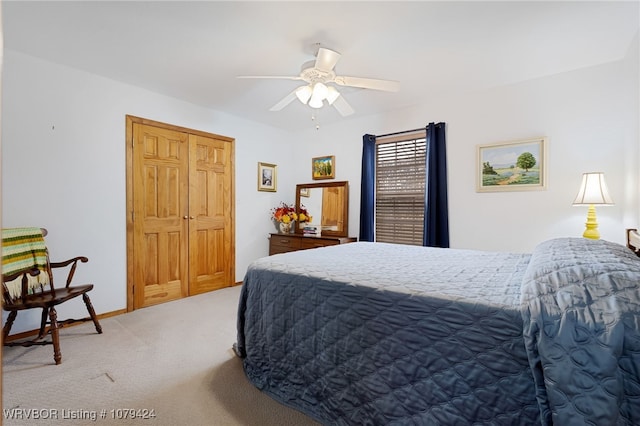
[238,46,400,117]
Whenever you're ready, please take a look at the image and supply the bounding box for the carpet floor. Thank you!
[2,285,321,426]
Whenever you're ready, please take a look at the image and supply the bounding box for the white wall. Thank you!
[629,33,640,226]
[2,33,638,333]
[294,34,639,252]
[1,50,296,332]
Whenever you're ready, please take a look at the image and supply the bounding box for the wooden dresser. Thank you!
[269,233,357,255]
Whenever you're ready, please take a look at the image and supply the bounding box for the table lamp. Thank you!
[572,172,614,239]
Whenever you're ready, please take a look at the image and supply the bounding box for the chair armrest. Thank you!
[49,256,88,268]
[50,256,88,288]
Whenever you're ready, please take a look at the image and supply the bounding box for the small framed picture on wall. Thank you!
[312,155,335,180]
[257,162,277,192]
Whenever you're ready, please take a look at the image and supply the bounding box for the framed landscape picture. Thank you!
[312,155,335,180]
[257,162,277,192]
[477,137,547,192]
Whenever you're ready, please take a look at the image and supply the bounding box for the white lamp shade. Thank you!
[312,82,328,99]
[308,95,323,108]
[308,83,327,109]
[295,85,312,104]
[326,86,340,105]
[572,172,614,205]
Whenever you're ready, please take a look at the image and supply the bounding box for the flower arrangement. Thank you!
[271,202,312,224]
[271,202,297,224]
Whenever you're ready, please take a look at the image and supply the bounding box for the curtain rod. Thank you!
[376,127,425,138]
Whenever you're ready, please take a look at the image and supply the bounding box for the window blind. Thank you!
[375,137,426,245]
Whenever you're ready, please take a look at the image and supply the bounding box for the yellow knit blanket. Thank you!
[2,227,50,299]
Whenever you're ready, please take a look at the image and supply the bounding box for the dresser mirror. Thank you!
[295,181,349,237]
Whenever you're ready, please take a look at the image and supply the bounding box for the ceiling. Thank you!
[3,1,639,132]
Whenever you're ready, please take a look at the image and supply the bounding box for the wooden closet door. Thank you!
[132,123,189,308]
[128,116,236,311]
[188,134,234,294]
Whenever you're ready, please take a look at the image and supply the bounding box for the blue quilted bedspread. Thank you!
[236,239,640,425]
[521,238,640,425]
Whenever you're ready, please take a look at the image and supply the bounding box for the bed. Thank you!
[235,234,640,425]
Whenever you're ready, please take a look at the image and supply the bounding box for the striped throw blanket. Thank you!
[2,227,50,299]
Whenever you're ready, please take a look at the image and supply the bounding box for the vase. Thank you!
[279,221,292,234]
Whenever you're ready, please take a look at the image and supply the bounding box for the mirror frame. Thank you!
[295,181,349,237]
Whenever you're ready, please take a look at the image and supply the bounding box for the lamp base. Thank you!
[582,204,600,240]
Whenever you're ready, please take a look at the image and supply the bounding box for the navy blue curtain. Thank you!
[423,122,449,248]
[359,134,376,241]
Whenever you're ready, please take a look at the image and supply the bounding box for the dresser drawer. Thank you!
[269,233,356,256]
[269,234,302,255]
[300,238,339,250]
[270,235,302,248]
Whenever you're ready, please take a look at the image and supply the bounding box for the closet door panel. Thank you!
[188,134,234,295]
[133,123,189,308]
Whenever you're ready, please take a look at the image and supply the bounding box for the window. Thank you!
[375,132,427,245]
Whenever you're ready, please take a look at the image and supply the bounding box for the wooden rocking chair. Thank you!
[2,227,102,365]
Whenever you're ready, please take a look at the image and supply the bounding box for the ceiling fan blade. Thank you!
[315,47,341,73]
[331,95,354,117]
[333,75,400,92]
[269,89,299,111]
[237,75,302,81]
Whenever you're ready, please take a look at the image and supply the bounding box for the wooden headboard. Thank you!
[626,228,640,256]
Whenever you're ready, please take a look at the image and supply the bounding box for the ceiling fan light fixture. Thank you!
[326,86,340,105]
[247,45,398,117]
[295,85,312,104]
